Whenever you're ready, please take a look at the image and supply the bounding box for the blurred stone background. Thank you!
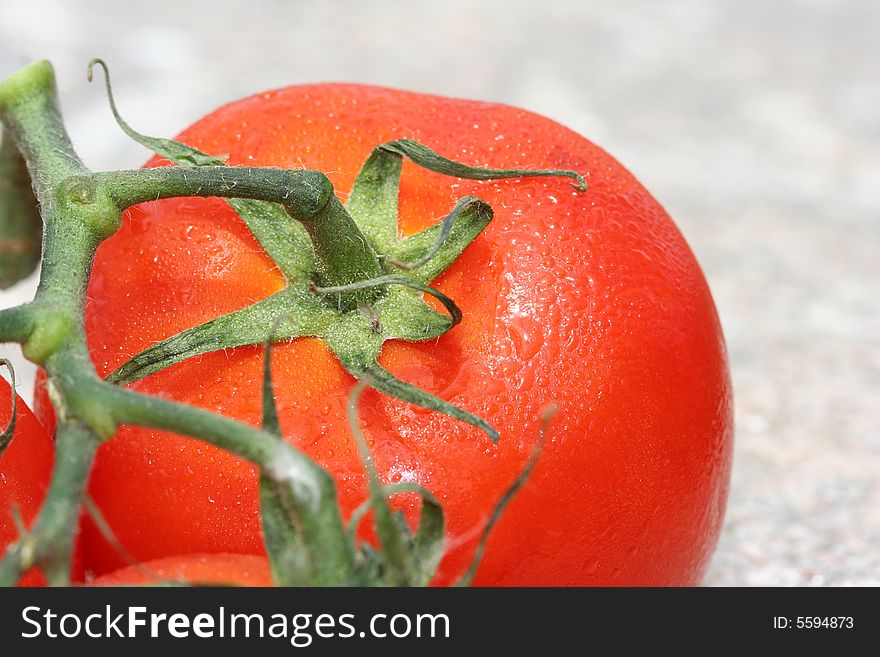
[1,0,877,585]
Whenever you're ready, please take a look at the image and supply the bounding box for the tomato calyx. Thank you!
[88,60,586,442]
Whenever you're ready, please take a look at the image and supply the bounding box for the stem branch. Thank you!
[0,304,35,344]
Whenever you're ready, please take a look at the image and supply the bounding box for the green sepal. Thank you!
[377,483,445,587]
[259,333,324,586]
[0,358,17,456]
[373,286,452,342]
[351,543,383,585]
[344,137,585,256]
[347,383,413,585]
[375,138,587,191]
[0,133,42,289]
[346,483,446,585]
[260,337,281,436]
[88,59,228,168]
[345,146,401,248]
[313,273,462,328]
[260,475,312,586]
[227,198,315,282]
[106,290,331,386]
[384,196,493,283]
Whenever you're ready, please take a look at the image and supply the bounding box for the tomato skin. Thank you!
[89,553,273,587]
[76,84,733,585]
[1,377,54,586]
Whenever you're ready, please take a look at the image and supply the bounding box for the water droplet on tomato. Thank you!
[507,315,544,362]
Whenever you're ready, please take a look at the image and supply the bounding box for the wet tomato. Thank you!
[48,84,732,584]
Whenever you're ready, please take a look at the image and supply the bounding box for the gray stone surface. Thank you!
[1,0,877,586]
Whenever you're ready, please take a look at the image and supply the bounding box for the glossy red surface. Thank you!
[70,84,731,584]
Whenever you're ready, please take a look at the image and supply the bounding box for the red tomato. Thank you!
[71,84,732,585]
[1,375,54,586]
[89,553,272,587]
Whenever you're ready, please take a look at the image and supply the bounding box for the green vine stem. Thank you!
[0,59,580,586]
